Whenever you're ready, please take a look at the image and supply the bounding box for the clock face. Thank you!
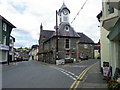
[63,9,68,15]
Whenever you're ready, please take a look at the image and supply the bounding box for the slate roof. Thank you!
[40,30,55,41]
[77,33,94,44]
[39,29,94,44]
[0,15,16,28]
[58,23,80,37]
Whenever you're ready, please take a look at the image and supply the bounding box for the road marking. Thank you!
[68,75,77,80]
[63,65,87,68]
[50,66,78,80]
[75,75,78,78]
[69,68,86,89]
[71,65,87,68]
[69,61,99,89]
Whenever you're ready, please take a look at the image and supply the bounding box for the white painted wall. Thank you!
[100,24,110,67]
[101,1,120,77]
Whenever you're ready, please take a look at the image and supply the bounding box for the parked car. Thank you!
[23,57,29,61]
[16,57,23,62]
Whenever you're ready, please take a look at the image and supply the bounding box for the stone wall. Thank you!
[78,43,94,59]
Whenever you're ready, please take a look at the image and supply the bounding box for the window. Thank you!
[66,54,70,59]
[84,44,88,49]
[108,5,114,14]
[60,17,62,22]
[3,23,7,31]
[66,50,69,53]
[65,39,70,49]
[3,36,6,45]
[64,26,69,31]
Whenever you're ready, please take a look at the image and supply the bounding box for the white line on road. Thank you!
[50,66,78,80]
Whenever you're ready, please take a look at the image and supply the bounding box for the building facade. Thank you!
[97,0,120,78]
[31,45,39,61]
[0,15,16,64]
[9,36,15,62]
[38,3,94,64]
[77,33,94,60]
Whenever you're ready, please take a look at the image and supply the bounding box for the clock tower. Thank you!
[58,2,70,24]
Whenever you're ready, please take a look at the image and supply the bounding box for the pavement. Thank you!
[0,61,26,69]
[77,61,108,89]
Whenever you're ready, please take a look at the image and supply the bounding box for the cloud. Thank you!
[11,29,38,48]
[14,39,36,48]
[8,1,27,14]
[0,0,102,48]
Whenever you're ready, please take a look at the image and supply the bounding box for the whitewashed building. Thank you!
[97,0,120,78]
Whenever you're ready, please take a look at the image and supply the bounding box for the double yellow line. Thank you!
[69,61,99,89]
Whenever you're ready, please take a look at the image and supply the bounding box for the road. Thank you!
[2,59,99,88]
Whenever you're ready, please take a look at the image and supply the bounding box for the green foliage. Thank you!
[108,80,120,89]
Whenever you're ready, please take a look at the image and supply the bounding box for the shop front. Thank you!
[0,44,9,63]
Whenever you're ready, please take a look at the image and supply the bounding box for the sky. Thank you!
[0,0,102,48]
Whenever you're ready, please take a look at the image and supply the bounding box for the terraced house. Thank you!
[0,15,16,64]
[38,3,94,64]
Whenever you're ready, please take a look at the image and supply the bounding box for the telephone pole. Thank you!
[56,10,59,60]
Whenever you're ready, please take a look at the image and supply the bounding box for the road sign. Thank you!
[72,51,75,54]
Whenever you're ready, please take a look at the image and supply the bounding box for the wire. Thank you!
[71,0,88,24]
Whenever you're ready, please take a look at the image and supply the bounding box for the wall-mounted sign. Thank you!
[0,44,9,50]
[72,51,75,54]
[103,67,110,77]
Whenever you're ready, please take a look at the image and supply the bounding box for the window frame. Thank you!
[3,23,7,31]
[65,39,70,49]
[84,44,88,49]
[3,35,6,45]
[108,4,114,14]
[64,25,69,31]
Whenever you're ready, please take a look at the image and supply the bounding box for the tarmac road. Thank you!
[2,59,101,88]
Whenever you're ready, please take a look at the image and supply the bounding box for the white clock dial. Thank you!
[63,9,68,15]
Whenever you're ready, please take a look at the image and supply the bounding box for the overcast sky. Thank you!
[0,0,102,48]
